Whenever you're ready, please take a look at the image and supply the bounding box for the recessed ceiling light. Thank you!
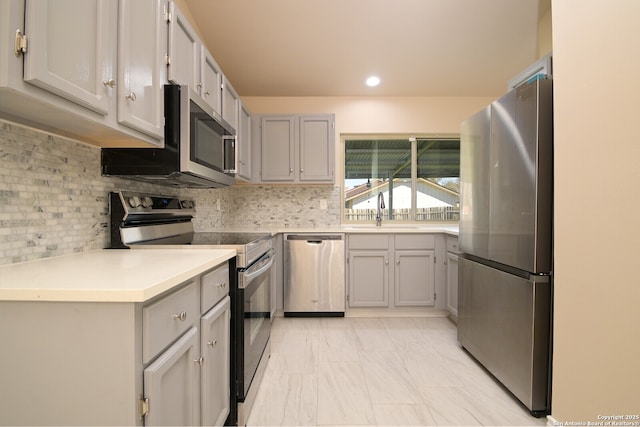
[366,76,380,87]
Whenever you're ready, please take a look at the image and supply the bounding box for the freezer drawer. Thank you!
[457,256,551,415]
[284,234,345,316]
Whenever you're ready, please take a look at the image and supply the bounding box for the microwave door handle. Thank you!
[223,135,236,174]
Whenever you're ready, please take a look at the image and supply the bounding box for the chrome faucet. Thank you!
[376,192,385,226]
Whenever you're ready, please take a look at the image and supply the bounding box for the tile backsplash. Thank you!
[0,120,339,265]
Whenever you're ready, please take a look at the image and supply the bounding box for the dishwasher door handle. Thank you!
[307,240,323,244]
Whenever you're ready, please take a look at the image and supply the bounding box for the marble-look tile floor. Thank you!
[247,316,548,426]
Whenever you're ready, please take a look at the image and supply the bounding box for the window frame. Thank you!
[341,133,460,225]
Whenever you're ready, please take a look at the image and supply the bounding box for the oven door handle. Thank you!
[239,249,274,288]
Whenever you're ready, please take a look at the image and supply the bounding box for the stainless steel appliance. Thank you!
[458,77,553,417]
[284,234,345,316]
[109,191,272,425]
[102,85,236,188]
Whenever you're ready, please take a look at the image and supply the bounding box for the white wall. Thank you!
[552,0,640,421]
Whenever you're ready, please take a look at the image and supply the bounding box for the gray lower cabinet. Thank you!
[200,297,231,426]
[348,250,389,307]
[445,235,460,318]
[0,262,230,426]
[395,249,435,306]
[144,326,201,426]
[347,234,435,309]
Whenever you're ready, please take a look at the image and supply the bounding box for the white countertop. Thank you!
[220,224,459,235]
[0,249,236,303]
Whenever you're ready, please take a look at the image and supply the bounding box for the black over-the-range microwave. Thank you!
[101,85,236,188]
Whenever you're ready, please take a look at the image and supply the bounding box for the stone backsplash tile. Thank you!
[0,120,340,265]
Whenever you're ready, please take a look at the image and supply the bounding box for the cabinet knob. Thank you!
[125,92,137,101]
[204,90,210,96]
[289,168,293,174]
[193,357,204,366]
[102,79,116,88]
[397,260,400,265]
[385,259,389,265]
[216,282,226,289]
[207,339,217,348]
[172,311,187,321]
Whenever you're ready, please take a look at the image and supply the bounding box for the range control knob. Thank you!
[127,196,140,208]
[141,197,153,208]
[181,200,194,209]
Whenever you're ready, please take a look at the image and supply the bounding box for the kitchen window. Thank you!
[343,135,460,223]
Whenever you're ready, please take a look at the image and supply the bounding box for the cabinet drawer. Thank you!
[201,262,230,313]
[395,234,435,250]
[143,280,199,364]
[348,234,389,250]
[446,236,460,253]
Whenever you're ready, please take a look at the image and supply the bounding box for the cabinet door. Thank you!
[201,297,231,426]
[394,250,435,306]
[261,116,295,181]
[221,76,239,130]
[348,251,388,307]
[23,0,115,115]
[237,102,252,180]
[446,252,459,316]
[299,115,334,182]
[167,1,199,89]
[117,0,164,139]
[144,327,200,426]
[201,48,222,114]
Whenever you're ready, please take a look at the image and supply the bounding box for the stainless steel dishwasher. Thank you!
[284,234,345,316]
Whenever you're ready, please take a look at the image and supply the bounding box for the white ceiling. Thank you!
[182,0,550,97]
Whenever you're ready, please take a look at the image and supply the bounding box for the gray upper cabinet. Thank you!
[117,0,165,139]
[167,1,199,90]
[23,0,115,115]
[201,49,223,114]
[299,115,335,182]
[259,114,335,183]
[237,101,252,181]
[221,76,239,131]
[0,0,165,147]
[168,1,228,119]
[261,115,296,181]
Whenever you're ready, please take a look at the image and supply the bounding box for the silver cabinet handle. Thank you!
[207,339,217,348]
[172,311,187,321]
[193,357,204,366]
[126,92,136,101]
[103,79,116,88]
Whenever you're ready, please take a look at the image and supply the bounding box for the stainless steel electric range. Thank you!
[109,190,273,426]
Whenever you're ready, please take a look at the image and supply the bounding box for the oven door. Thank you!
[236,249,273,400]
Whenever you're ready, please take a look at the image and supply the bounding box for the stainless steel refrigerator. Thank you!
[458,78,553,417]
